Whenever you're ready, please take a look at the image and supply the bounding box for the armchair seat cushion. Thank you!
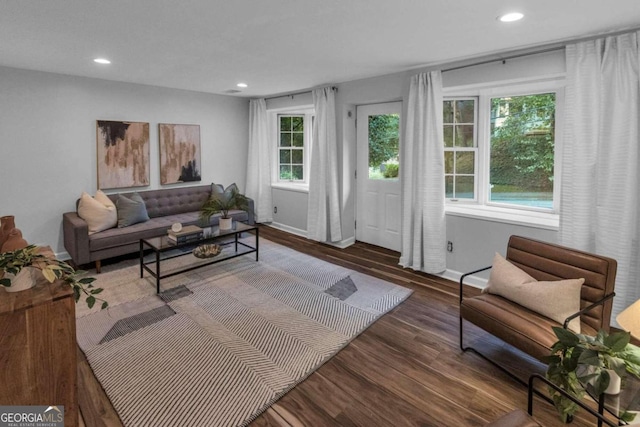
[462,293,597,361]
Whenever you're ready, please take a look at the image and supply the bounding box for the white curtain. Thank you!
[399,71,446,273]
[560,31,640,321]
[307,86,342,242]
[246,98,273,223]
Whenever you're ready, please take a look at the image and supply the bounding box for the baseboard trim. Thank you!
[265,222,308,238]
[437,268,488,290]
[55,250,71,262]
[264,223,355,249]
[326,236,355,249]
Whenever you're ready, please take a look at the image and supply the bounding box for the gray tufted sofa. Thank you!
[63,184,254,272]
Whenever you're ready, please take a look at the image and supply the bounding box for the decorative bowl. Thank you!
[193,244,222,259]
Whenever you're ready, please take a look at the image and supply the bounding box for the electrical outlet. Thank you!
[447,241,453,252]
[274,206,278,214]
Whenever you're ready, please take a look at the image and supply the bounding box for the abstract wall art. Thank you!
[96,120,150,189]
[158,123,201,185]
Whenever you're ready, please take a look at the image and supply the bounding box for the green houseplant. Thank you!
[0,244,108,309]
[200,187,251,229]
[544,326,640,423]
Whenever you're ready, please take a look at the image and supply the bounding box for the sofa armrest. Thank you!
[63,212,90,266]
[246,198,255,225]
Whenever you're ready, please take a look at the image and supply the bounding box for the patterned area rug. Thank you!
[76,238,412,427]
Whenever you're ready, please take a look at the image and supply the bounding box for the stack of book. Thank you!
[167,225,204,244]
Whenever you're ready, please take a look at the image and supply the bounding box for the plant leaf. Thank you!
[604,331,631,352]
[592,369,610,396]
[101,301,109,310]
[578,349,602,367]
[41,267,57,283]
[86,295,96,309]
[90,288,104,295]
[553,326,580,346]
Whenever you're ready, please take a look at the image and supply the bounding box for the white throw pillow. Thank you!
[77,191,117,234]
[484,253,583,333]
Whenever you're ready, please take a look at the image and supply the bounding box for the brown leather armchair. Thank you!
[459,235,617,383]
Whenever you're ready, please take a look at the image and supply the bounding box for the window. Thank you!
[278,115,305,181]
[489,93,555,209]
[444,99,477,199]
[275,111,313,185]
[444,82,560,214]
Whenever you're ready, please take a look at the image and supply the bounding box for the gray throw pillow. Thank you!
[211,182,238,203]
[116,193,150,228]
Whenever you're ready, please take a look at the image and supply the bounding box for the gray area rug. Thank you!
[76,238,412,427]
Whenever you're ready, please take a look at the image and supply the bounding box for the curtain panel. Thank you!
[246,98,273,223]
[560,31,640,321]
[399,71,446,273]
[307,86,342,243]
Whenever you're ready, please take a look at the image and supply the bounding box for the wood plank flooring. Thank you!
[77,225,605,426]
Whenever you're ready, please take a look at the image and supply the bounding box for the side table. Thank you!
[0,278,78,427]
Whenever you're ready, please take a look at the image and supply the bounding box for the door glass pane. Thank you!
[368,113,400,179]
[489,93,555,209]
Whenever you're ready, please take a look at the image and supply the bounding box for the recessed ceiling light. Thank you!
[498,12,524,22]
[237,83,248,88]
[93,58,111,65]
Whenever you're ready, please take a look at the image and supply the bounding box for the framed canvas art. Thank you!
[158,123,201,184]
[96,120,150,189]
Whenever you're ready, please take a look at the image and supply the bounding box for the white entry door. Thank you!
[356,102,402,251]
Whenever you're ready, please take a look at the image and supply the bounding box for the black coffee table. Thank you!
[140,222,258,293]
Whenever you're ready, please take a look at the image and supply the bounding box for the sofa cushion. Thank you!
[89,210,249,252]
[485,253,583,333]
[116,193,150,228]
[77,191,117,234]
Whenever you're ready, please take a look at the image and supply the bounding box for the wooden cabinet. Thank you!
[0,279,77,427]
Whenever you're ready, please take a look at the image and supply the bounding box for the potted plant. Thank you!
[544,326,640,423]
[0,244,108,309]
[200,187,251,230]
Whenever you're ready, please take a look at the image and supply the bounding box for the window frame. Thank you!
[444,97,479,202]
[270,107,314,191]
[443,78,565,227]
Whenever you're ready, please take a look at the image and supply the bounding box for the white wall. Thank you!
[0,66,249,256]
[266,49,567,283]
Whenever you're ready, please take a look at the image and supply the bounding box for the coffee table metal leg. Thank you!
[256,227,259,261]
[140,240,144,278]
[156,250,161,293]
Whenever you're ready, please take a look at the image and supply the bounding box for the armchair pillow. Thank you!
[485,253,583,333]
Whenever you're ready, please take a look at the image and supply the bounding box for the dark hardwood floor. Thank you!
[77,225,603,426]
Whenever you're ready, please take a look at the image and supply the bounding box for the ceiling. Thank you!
[2,1,639,98]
